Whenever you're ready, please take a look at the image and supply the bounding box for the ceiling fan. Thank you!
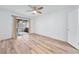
[27,5,43,14]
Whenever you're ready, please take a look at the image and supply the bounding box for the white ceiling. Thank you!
[0,5,78,17]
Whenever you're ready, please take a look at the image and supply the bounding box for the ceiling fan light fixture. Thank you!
[27,5,43,15]
[32,10,37,14]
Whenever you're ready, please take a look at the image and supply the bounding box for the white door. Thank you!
[67,9,79,49]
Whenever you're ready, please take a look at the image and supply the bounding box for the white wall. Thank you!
[78,9,79,40]
[67,9,79,49]
[0,10,13,39]
[31,17,37,33]
[32,12,67,41]
[0,8,32,40]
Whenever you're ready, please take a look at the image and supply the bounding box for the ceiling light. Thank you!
[32,10,37,14]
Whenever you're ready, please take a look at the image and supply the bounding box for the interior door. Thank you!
[67,9,79,49]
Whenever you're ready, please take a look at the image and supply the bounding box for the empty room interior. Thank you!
[0,5,79,54]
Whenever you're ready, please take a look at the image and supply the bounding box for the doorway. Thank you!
[16,19,29,36]
[12,16,31,39]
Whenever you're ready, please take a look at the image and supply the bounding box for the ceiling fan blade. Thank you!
[38,7,43,10]
[28,5,37,10]
[37,11,42,14]
[33,6,37,10]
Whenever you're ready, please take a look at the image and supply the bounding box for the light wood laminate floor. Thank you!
[0,33,79,54]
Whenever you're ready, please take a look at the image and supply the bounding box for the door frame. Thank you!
[12,15,31,39]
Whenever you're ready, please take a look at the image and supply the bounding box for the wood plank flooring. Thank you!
[0,33,79,54]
